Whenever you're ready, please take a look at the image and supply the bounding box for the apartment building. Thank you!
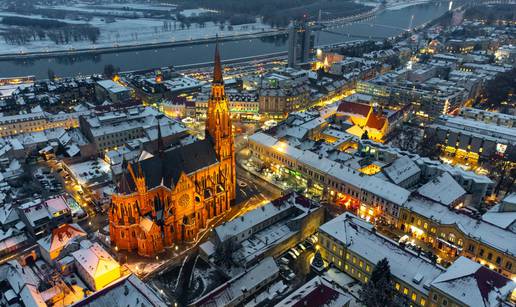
[318,213,516,306]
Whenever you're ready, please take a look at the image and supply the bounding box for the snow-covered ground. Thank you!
[386,0,433,11]
[0,5,272,56]
[355,0,433,10]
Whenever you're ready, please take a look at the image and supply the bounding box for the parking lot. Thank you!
[276,234,319,283]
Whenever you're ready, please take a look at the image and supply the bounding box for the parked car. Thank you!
[290,248,300,257]
[279,257,290,265]
[287,251,297,259]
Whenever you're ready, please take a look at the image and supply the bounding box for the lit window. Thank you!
[421,298,426,306]
[345,264,349,270]
[353,257,357,264]
[412,293,417,301]
[359,260,363,268]
[346,253,350,259]
[403,288,409,295]
[395,283,400,291]
[366,265,370,272]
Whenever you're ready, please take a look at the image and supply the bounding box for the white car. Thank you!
[287,251,297,259]
[291,248,300,257]
[279,257,290,265]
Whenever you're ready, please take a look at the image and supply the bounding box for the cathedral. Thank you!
[109,44,236,257]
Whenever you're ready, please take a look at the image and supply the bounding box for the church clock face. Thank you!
[179,194,190,207]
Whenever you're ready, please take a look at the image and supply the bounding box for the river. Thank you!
[0,2,449,78]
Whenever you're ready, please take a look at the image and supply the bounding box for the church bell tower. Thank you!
[205,41,236,201]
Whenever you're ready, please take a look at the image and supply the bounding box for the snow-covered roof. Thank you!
[502,193,516,206]
[437,115,516,143]
[67,158,112,187]
[71,274,165,307]
[417,172,466,206]
[5,260,40,294]
[20,284,46,307]
[0,203,19,225]
[193,257,279,306]
[72,242,120,280]
[405,198,516,256]
[96,80,130,94]
[431,257,515,307]
[18,200,51,227]
[37,223,86,256]
[481,205,516,231]
[320,213,444,295]
[214,193,318,242]
[276,276,352,307]
[44,196,70,215]
[0,227,26,253]
[383,156,421,185]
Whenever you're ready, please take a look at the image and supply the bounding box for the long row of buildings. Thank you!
[247,104,516,279]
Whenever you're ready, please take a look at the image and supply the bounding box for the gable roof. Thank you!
[383,156,421,185]
[38,223,86,255]
[366,112,387,130]
[431,257,515,307]
[72,242,120,279]
[131,139,218,189]
[276,276,352,307]
[417,172,466,206]
[337,101,371,118]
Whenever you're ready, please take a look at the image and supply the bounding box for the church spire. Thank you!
[156,115,164,158]
[205,43,233,163]
[213,38,223,84]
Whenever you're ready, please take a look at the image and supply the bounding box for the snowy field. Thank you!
[0,4,272,56]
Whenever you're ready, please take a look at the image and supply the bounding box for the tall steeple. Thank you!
[213,38,223,85]
[205,41,236,201]
[206,40,231,148]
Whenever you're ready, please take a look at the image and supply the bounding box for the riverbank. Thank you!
[0,0,385,61]
[0,1,445,61]
[0,3,450,78]
[0,30,286,61]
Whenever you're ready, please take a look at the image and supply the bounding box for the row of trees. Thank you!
[2,25,100,45]
[1,16,100,45]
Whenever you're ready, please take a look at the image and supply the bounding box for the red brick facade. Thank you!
[109,45,236,257]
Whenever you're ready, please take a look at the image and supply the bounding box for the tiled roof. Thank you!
[337,101,371,117]
[366,112,387,130]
